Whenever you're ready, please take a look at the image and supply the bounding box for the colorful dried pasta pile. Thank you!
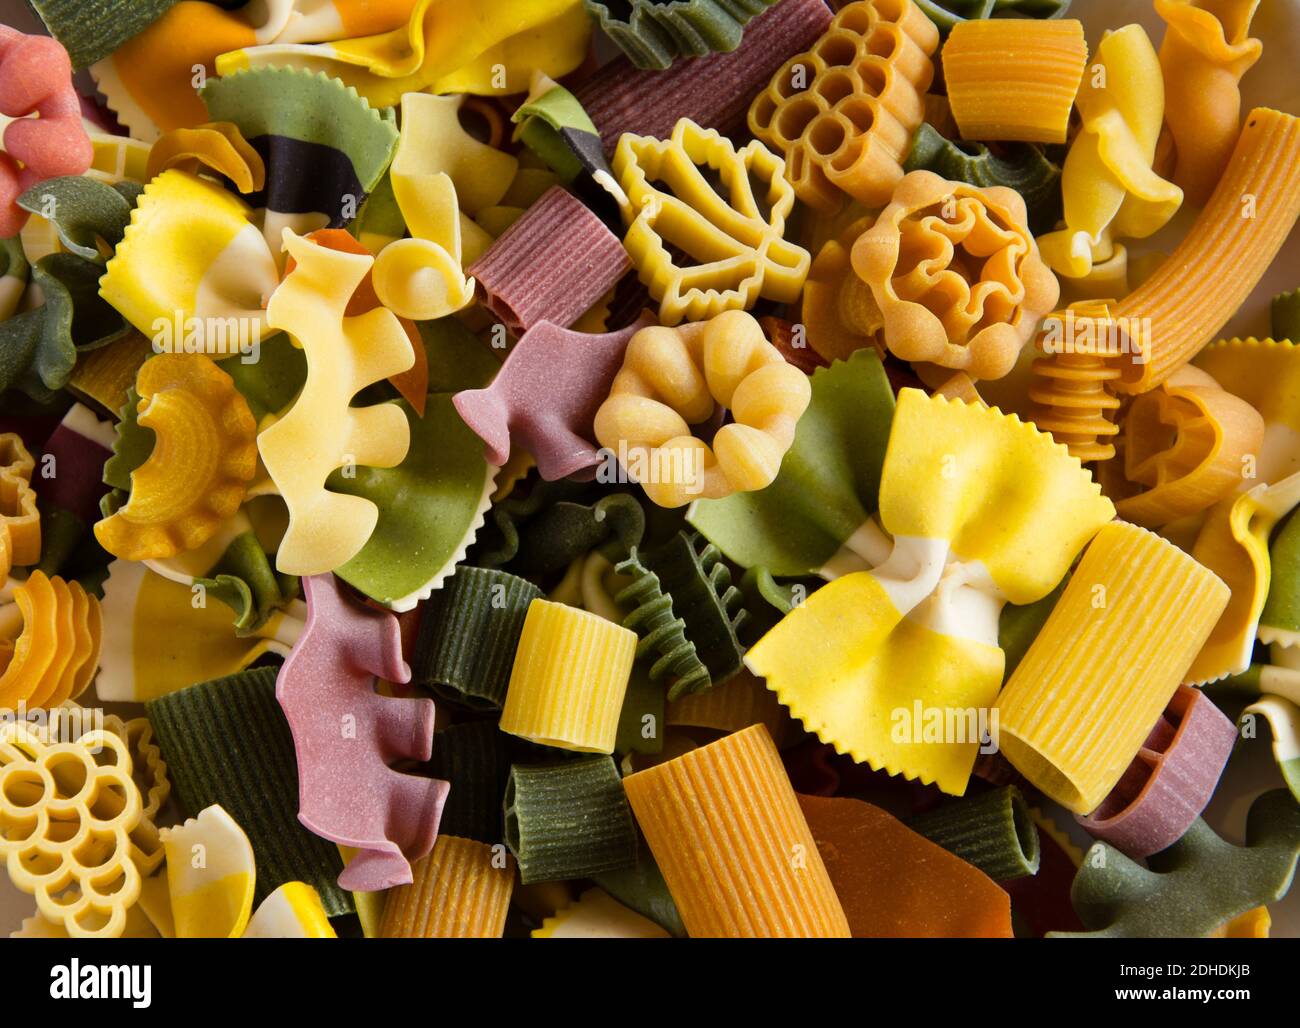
[0,0,1298,940]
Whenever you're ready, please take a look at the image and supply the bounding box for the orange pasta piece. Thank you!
[378,835,514,938]
[941,19,1087,144]
[995,521,1229,814]
[623,724,849,938]
[798,794,1012,938]
[1113,108,1300,393]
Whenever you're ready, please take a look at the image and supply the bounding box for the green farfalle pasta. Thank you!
[29,0,179,70]
[17,177,137,262]
[904,123,1063,234]
[504,756,638,884]
[1272,289,1300,342]
[412,566,543,710]
[427,721,512,845]
[1050,790,1300,938]
[145,667,353,917]
[906,786,1041,880]
[584,0,780,70]
[512,73,619,216]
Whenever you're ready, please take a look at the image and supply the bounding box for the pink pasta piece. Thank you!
[1076,685,1237,858]
[277,573,448,892]
[575,0,834,156]
[41,407,113,526]
[468,187,631,337]
[0,27,93,238]
[454,313,655,481]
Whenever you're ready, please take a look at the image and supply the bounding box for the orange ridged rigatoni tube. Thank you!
[379,836,514,938]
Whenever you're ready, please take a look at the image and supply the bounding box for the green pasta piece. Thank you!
[471,476,598,569]
[100,385,151,517]
[1051,789,1300,938]
[0,235,29,291]
[17,177,136,262]
[906,786,1041,880]
[1239,699,1300,805]
[197,532,299,633]
[614,660,667,756]
[998,576,1068,678]
[353,171,406,243]
[145,667,352,916]
[427,721,511,844]
[614,547,708,697]
[0,253,132,403]
[645,531,748,701]
[914,0,1071,35]
[503,757,638,883]
[1271,288,1300,343]
[510,492,647,577]
[584,0,780,70]
[412,566,543,709]
[216,333,307,422]
[30,0,180,70]
[905,123,1063,235]
[594,839,688,937]
[418,316,500,393]
[1259,507,1300,642]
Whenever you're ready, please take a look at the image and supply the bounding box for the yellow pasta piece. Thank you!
[996,521,1230,813]
[0,723,157,938]
[851,170,1059,380]
[0,572,102,710]
[1156,0,1262,206]
[65,331,156,419]
[241,882,336,938]
[593,311,812,508]
[802,216,885,362]
[499,599,637,754]
[941,18,1087,144]
[101,713,171,824]
[1195,338,1300,485]
[748,0,939,212]
[532,887,670,938]
[259,230,414,576]
[613,118,811,326]
[1111,366,1264,527]
[1208,906,1271,938]
[1186,471,1300,684]
[623,724,850,938]
[1112,108,1300,393]
[146,122,266,194]
[99,170,279,341]
[0,434,40,586]
[87,131,152,184]
[1036,24,1183,283]
[378,835,514,938]
[94,354,258,562]
[160,805,256,938]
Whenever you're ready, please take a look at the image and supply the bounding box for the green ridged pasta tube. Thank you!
[906,786,1041,880]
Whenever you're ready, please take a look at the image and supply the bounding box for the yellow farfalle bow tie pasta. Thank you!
[593,311,812,508]
[745,389,1115,795]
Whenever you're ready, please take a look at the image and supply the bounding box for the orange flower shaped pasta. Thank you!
[593,311,812,508]
[94,354,258,562]
[851,170,1059,380]
[745,389,1114,795]
[748,0,939,212]
[0,572,102,711]
[0,434,39,586]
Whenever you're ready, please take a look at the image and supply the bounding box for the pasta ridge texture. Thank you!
[0,571,102,710]
[0,434,39,586]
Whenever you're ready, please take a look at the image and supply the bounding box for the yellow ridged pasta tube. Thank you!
[378,836,514,939]
[499,599,637,753]
[1113,108,1300,393]
[941,19,1088,144]
[623,724,851,938]
[995,521,1229,814]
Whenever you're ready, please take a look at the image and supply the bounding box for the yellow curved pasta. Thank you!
[1208,907,1271,938]
[623,724,850,938]
[1195,338,1300,485]
[146,122,266,194]
[996,521,1230,813]
[851,170,1060,380]
[593,311,812,508]
[613,119,811,325]
[941,18,1088,144]
[1112,365,1264,527]
[379,835,514,938]
[1186,470,1300,684]
[1156,0,1262,206]
[748,0,939,212]
[1112,108,1300,393]
[532,887,670,938]
[99,170,279,341]
[94,354,258,562]
[1036,24,1183,282]
[0,572,102,710]
[160,805,256,938]
[102,714,171,823]
[241,882,336,938]
[802,217,885,362]
[0,435,39,587]
[259,230,414,576]
[499,599,637,754]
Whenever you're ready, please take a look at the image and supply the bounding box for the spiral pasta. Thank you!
[594,310,812,508]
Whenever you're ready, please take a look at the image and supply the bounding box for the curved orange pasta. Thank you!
[0,434,39,586]
[941,18,1087,144]
[1112,108,1300,393]
[1155,0,1262,206]
[623,724,850,938]
[378,835,514,938]
[799,794,1013,938]
[0,572,102,710]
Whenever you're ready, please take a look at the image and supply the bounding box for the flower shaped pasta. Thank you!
[594,311,812,508]
[745,389,1114,795]
[852,169,1059,380]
